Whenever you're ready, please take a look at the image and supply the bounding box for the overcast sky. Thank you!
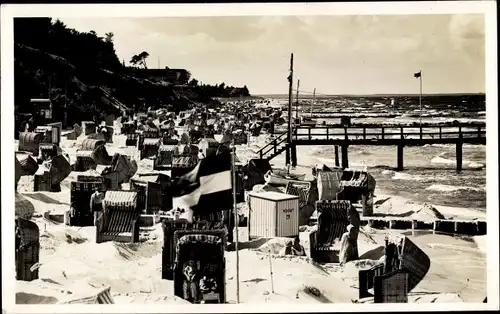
[60,14,485,95]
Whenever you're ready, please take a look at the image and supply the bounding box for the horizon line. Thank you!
[254,92,486,97]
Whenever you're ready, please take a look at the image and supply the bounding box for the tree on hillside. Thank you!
[130,51,150,69]
[105,32,114,43]
[188,78,199,86]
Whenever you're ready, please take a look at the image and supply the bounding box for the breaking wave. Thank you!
[425,184,486,193]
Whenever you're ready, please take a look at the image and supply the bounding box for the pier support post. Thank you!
[456,141,463,172]
[334,146,340,167]
[291,144,297,167]
[397,145,404,171]
[341,145,349,169]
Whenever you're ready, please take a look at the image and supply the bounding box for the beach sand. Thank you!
[14,133,487,304]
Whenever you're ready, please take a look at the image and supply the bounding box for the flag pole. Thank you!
[419,70,422,126]
[231,139,240,304]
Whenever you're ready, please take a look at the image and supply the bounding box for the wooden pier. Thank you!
[257,122,486,171]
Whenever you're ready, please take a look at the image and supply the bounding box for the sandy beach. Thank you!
[14,132,487,304]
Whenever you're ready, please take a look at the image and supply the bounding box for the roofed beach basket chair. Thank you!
[171,148,199,179]
[95,190,141,243]
[15,217,40,281]
[358,235,430,302]
[70,179,105,226]
[173,229,227,304]
[241,158,272,191]
[130,173,169,214]
[286,180,316,226]
[92,144,113,165]
[336,169,376,205]
[249,122,262,137]
[153,145,176,170]
[232,129,248,145]
[101,154,138,190]
[15,193,36,220]
[309,200,361,263]
[79,138,106,151]
[81,121,97,135]
[34,155,71,192]
[161,219,209,280]
[125,133,139,147]
[189,128,204,144]
[162,136,179,146]
[198,137,220,158]
[316,169,343,201]
[38,143,59,162]
[17,153,39,176]
[74,150,97,172]
[18,132,43,156]
[121,121,137,135]
[139,137,161,160]
[141,124,160,139]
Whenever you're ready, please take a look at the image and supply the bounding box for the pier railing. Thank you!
[257,131,289,160]
[292,124,486,145]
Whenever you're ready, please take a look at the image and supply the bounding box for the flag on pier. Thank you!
[171,149,233,214]
[414,71,422,78]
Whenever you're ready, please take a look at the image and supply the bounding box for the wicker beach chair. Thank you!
[101,154,138,190]
[171,154,199,179]
[96,190,141,243]
[125,133,139,146]
[70,181,104,226]
[17,154,39,176]
[18,132,42,155]
[15,217,40,281]
[162,220,209,280]
[286,180,315,226]
[75,151,97,172]
[142,125,160,138]
[173,229,227,304]
[130,177,164,214]
[309,200,360,263]
[358,235,430,301]
[153,145,176,170]
[373,270,409,303]
[241,159,272,191]
[92,145,113,165]
[38,143,59,162]
[140,137,161,160]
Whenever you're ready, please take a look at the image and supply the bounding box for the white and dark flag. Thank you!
[171,149,233,216]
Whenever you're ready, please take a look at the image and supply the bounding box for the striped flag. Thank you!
[171,149,233,215]
[414,71,421,78]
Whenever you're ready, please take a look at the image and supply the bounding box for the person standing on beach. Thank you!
[339,224,359,265]
[90,190,106,226]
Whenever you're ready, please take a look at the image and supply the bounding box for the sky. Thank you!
[59,14,485,95]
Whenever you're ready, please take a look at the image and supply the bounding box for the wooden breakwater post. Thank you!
[456,126,463,173]
[334,146,340,167]
[397,144,404,171]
